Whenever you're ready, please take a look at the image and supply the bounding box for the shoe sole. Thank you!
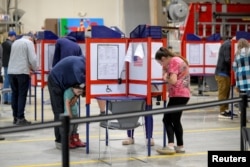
[122,141,134,145]
[174,146,185,153]
[156,149,176,155]
[218,116,238,119]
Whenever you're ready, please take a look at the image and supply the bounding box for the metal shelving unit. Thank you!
[0,0,21,33]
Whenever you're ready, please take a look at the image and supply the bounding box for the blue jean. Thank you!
[8,74,30,119]
[3,67,11,103]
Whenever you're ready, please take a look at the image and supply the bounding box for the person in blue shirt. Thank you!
[52,36,82,67]
[47,56,86,149]
[64,84,86,149]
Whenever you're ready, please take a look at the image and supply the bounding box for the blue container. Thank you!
[186,33,201,41]
[110,26,125,38]
[67,31,85,41]
[236,31,250,40]
[91,25,123,38]
[37,30,58,40]
[206,33,221,41]
[130,25,162,39]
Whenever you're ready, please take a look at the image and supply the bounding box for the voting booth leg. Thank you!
[145,105,153,156]
[41,88,44,123]
[34,86,37,121]
[86,104,90,154]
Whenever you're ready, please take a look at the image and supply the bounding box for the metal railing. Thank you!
[196,22,250,38]
[0,94,248,167]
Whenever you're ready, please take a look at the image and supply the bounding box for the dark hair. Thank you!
[72,84,86,97]
[155,47,189,65]
[73,84,83,89]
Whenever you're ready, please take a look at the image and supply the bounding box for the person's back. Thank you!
[48,56,86,148]
[50,56,86,90]
[8,35,38,125]
[215,39,231,76]
[215,39,238,119]
[8,36,37,74]
[52,36,82,67]
[2,31,16,104]
[232,38,250,92]
[2,31,16,68]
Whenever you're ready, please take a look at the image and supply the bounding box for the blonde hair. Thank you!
[236,38,250,55]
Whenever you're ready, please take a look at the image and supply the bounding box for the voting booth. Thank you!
[85,37,167,155]
[33,31,85,122]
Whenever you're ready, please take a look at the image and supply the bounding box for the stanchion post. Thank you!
[61,114,70,167]
[240,93,247,151]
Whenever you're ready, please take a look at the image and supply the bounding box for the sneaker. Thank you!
[99,112,105,116]
[146,138,155,146]
[156,146,176,155]
[234,103,239,108]
[3,101,10,105]
[0,136,5,140]
[174,146,185,153]
[55,142,61,149]
[218,110,238,119]
[16,118,31,126]
[230,111,238,118]
[122,137,134,145]
[13,118,17,124]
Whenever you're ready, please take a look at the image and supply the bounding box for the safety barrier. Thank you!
[0,94,248,167]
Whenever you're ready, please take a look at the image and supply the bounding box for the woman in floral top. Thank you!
[155,47,190,155]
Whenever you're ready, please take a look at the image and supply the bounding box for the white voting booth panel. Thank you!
[128,42,148,81]
[189,67,203,75]
[90,84,126,95]
[127,41,164,95]
[129,84,147,96]
[86,37,167,105]
[44,44,55,72]
[90,43,126,80]
[151,42,164,79]
[86,40,127,100]
[36,42,42,70]
[186,43,204,63]
[186,42,222,75]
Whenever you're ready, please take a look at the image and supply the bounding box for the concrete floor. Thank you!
[0,85,249,167]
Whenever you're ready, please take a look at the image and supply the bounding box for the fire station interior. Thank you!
[0,0,250,167]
